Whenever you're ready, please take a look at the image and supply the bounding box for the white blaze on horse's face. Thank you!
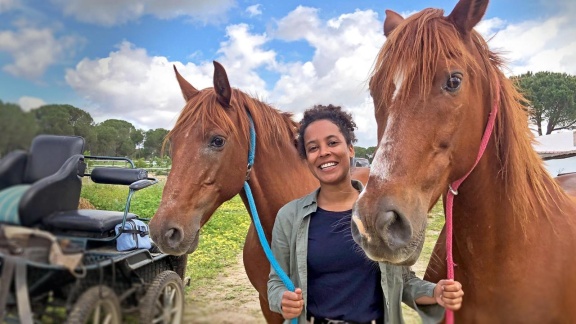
[391,70,405,102]
[369,114,398,182]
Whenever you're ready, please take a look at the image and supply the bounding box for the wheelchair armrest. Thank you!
[90,167,148,185]
[129,179,158,191]
[0,150,27,190]
[18,154,86,226]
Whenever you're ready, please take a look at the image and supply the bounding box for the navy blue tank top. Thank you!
[307,207,384,322]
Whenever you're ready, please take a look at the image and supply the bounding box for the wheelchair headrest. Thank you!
[24,135,85,183]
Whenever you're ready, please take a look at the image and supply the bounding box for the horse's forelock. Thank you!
[371,8,480,108]
[165,90,241,144]
[164,88,298,155]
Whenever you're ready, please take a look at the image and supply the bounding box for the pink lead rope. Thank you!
[444,81,500,324]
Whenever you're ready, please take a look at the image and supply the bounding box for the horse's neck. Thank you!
[240,145,318,239]
[450,152,576,264]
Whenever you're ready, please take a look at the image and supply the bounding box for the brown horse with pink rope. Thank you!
[351,0,576,322]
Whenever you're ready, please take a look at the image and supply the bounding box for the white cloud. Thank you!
[0,26,81,79]
[270,7,384,147]
[18,96,45,111]
[63,7,384,147]
[216,23,275,96]
[51,0,236,26]
[65,41,211,130]
[246,4,262,17]
[61,4,576,149]
[64,21,279,131]
[477,6,576,75]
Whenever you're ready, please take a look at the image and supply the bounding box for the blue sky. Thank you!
[1,0,575,147]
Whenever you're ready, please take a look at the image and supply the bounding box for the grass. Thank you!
[181,196,251,291]
[81,180,251,293]
[80,178,164,219]
[82,180,444,322]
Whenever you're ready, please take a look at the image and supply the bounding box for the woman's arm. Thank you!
[416,279,464,311]
[401,267,445,324]
[267,204,296,315]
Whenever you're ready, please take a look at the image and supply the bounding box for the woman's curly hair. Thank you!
[297,104,357,159]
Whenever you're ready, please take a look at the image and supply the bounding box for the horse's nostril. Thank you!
[165,227,183,248]
[377,210,412,249]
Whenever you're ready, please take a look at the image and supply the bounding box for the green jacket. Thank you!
[267,180,444,324]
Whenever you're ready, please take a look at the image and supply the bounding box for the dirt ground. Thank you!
[181,252,427,324]
[183,254,266,324]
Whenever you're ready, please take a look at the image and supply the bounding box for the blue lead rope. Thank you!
[244,182,296,293]
[245,113,298,323]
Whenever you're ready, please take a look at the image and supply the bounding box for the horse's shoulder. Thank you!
[555,172,576,197]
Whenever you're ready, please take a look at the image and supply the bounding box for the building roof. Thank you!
[533,131,576,160]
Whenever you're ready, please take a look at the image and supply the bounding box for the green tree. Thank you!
[354,146,367,159]
[143,128,169,159]
[0,101,37,156]
[97,119,142,157]
[32,104,97,148]
[66,105,96,150]
[365,146,376,162]
[93,124,119,156]
[514,71,576,135]
[33,105,75,135]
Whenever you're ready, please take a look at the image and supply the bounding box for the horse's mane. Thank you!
[166,88,298,154]
[371,8,570,226]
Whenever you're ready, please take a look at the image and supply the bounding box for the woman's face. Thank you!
[303,119,355,186]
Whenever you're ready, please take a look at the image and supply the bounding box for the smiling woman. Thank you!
[267,104,462,324]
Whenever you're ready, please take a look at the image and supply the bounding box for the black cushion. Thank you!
[24,135,85,184]
[0,150,27,190]
[91,167,148,185]
[18,154,85,226]
[44,209,137,233]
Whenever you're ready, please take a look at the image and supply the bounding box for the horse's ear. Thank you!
[213,61,232,107]
[384,10,404,37]
[173,65,199,102]
[447,0,489,36]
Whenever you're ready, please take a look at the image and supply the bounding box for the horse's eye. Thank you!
[210,136,225,148]
[444,73,463,92]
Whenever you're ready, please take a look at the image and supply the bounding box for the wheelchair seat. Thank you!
[0,135,85,226]
[43,166,149,238]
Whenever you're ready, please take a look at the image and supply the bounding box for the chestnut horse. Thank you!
[149,61,369,323]
[351,0,576,322]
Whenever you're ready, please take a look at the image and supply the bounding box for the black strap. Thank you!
[120,229,141,234]
[118,221,149,237]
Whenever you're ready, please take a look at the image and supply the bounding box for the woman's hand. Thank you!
[281,288,303,319]
[434,279,464,311]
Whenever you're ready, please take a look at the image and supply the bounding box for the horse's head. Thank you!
[149,61,253,255]
[352,0,495,265]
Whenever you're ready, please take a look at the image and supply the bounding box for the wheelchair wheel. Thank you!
[139,270,184,324]
[66,285,121,324]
